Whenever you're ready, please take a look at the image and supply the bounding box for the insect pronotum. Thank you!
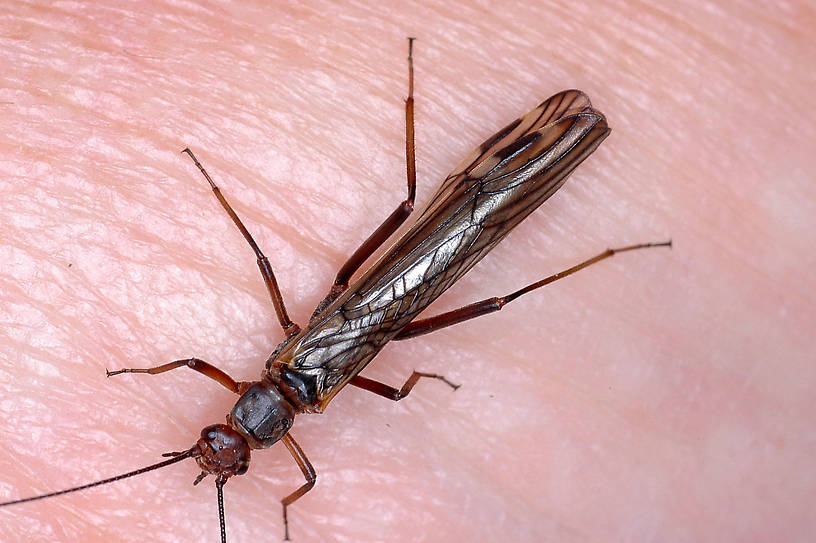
[0,39,670,541]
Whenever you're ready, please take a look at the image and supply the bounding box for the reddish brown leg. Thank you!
[315,38,419,315]
[106,358,245,394]
[395,241,672,340]
[181,148,300,338]
[280,433,317,541]
[350,371,459,401]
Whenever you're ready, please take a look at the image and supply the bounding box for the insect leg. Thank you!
[106,358,246,394]
[182,148,300,338]
[280,433,317,541]
[349,372,459,401]
[394,241,672,340]
[316,38,419,314]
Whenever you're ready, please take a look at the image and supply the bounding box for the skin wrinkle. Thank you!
[1,1,815,543]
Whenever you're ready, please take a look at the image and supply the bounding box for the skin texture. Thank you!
[1,1,814,542]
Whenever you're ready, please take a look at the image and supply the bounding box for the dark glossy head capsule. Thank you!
[194,424,251,481]
[193,382,296,483]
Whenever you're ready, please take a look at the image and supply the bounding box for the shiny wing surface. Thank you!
[286,90,610,405]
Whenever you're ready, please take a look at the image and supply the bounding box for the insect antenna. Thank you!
[0,447,196,507]
[216,478,227,543]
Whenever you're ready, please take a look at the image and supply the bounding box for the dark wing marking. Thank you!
[285,91,610,405]
[446,89,592,184]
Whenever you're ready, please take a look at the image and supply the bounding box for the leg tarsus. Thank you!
[280,434,316,541]
[180,148,300,338]
[394,240,672,340]
[350,371,460,402]
[321,38,419,305]
[106,358,243,394]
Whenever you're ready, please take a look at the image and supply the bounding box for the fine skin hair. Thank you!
[1,2,814,542]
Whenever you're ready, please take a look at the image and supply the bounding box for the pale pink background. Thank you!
[1,2,814,542]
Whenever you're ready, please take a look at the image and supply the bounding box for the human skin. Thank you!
[1,1,814,542]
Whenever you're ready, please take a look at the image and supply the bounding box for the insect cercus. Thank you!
[1,38,670,541]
